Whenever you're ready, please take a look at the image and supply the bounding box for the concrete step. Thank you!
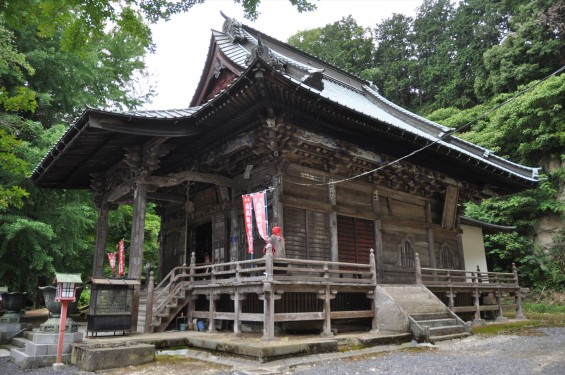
[10,336,29,348]
[429,332,471,343]
[428,325,466,337]
[10,347,71,369]
[410,312,453,321]
[402,305,448,314]
[415,318,458,328]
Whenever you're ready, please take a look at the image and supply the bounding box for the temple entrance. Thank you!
[195,222,212,264]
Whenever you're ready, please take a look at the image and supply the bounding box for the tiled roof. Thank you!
[212,20,539,182]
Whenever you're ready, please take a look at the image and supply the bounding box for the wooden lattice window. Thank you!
[399,239,415,267]
[440,243,455,269]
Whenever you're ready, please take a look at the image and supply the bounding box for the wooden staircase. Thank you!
[381,285,471,343]
[137,283,191,333]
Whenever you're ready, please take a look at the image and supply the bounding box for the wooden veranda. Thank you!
[145,247,379,340]
[144,249,525,340]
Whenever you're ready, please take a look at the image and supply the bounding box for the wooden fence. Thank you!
[414,252,525,321]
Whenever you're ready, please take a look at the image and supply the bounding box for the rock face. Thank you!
[535,213,564,250]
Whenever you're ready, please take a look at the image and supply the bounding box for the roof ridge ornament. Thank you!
[245,34,286,72]
[302,67,325,91]
[221,11,247,43]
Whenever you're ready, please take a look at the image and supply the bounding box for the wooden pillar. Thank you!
[129,180,147,279]
[370,248,379,332]
[229,189,239,263]
[415,252,422,285]
[319,284,336,337]
[328,180,338,262]
[426,202,437,269]
[456,232,465,270]
[473,289,482,321]
[144,271,154,333]
[262,244,276,340]
[513,263,525,319]
[187,295,196,329]
[92,202,110,277]
[231,290,246,336]
[128,180,147,333]
[208,293,219,332]
[271,173,284,228]
[374,220,384,282]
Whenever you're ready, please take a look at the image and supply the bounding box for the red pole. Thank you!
[55,301,68,364]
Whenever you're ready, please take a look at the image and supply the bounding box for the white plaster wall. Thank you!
[461,224,489,273]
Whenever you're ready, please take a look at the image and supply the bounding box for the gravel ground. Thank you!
[1,327,564,375]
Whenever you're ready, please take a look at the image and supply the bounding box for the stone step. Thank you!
[23,341,72,357]
[416,318,458,328]
[10,347,71,369]
[410,312,454,321]
[10,336,29,348]
[428,325,466,337]
[429,332,471,343]
[402,305,448,314]
[22,331,83,345]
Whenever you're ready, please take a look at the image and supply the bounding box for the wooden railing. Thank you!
[414,252,525,321]
[146,247,379,338]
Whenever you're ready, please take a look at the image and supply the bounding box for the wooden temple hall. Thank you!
[32,14,539,341]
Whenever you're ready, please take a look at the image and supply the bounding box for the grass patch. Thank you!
[472,320,544,336]
[523,302,565,314]
[473,302,565,336]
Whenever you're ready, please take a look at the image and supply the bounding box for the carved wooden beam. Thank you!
[106,182,132,203]
[148,171,236,188]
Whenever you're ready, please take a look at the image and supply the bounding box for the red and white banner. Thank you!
[252,192,268,241]
[107,252,116,271]
[117,239,125,276]
[242,195,254,254]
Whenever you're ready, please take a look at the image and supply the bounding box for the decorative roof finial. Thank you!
[246,33,286,72]
[221,11,247,43]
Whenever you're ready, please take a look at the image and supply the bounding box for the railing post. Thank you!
[513,263,525,319]
[415,252,422,285]
[144,271,154,333]
[190,252,195,283]
[236,262,241,283]
[448,290,455,311]
[473,288,482,322]
[265,243,274,282]
[211,264,216,283]
[370,249,379,332]
[477,265,482,284]
[262,243,276,341]
[495,289,508,322]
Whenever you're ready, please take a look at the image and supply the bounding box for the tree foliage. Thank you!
[288,16,374,74]
[287,0,565,291]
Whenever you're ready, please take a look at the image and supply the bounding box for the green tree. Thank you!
[440,0,510,109]
[412,0,455,110]
[474,0,565,101]
[288,16,375,74]
[369,14,418,109]
[431,74,565,290]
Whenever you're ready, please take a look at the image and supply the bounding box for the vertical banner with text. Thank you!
[242,195,254,254]
[117,239,125,276]
[251,191,268,241]
[107,252,116,276]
